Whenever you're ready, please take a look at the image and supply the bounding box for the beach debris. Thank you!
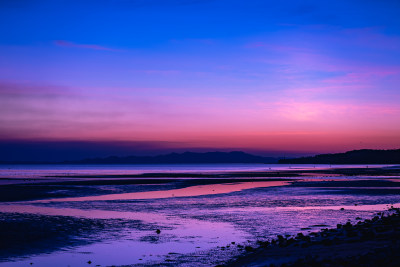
[340,208,345,210]
[244,246,254,252]
[311,224,329,227]
[295,233,305,240]
[225,208,400,266]
[256,240,270,248]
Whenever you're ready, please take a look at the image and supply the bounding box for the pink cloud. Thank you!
[246,27,400,78]
[272,99,400,124]
[336,27,400,51]
[1,80,400,152]
[273,100,346,121]
[0,80,73,98]
[54,40,117,51]
[251,45,400,97]
[321,68,400,87]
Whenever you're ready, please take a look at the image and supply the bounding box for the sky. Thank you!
[1,0,400,161]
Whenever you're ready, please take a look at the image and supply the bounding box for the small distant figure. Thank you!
[87,260,92,264]
[156,229,161,234]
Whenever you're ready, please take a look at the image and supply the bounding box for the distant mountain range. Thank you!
[64,151,278,164]
[0,151,278,164]
[279,149,400,164]
[2,149,399,165]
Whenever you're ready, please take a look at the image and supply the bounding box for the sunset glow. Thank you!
[1,0,400,160]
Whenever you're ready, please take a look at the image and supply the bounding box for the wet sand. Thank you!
[1,166,400,266]
[1,166,400,202]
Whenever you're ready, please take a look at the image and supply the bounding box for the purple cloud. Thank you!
[54,40,117,51]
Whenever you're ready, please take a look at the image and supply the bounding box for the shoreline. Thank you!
[1,165,400,203]
[222,208,400,267]
[1,166,400,266]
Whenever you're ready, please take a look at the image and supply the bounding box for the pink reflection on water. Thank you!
[218,202,400,214]
[0,204,248,266]
[34,181,289,203]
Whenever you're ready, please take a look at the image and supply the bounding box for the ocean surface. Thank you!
[0,163,391,179]
[0,164,399,266]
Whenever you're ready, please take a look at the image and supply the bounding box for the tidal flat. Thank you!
[0,164,400,266]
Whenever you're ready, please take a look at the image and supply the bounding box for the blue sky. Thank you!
[1,0,400,160]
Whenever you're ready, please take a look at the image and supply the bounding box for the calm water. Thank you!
[0,163,390,179]
[0,164,399,266]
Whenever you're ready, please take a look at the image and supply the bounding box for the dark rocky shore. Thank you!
[222,208,400,267]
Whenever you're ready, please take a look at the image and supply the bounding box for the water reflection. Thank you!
[0,204,248,266]
[218,202,400,213]
[34,181,289,202]
[1,164,393,180]
[1,165,400,266]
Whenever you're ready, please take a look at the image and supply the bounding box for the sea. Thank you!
[0,164,399,266]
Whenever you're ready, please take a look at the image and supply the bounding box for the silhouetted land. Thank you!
[279,149,400,164]
[2,149,400,165]
[0,151,278,164]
